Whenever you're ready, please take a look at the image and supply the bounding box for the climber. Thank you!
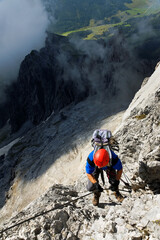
[86,148,124,206]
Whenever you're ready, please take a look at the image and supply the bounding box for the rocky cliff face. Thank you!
[0,63,160,239]
[8,33,89,133]
[116,62,160,191]
[7,32,154,133]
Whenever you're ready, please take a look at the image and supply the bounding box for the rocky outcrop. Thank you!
[115,62,160,191]
[7,31,155,133]
[0,103,9,129]
[0,63,160,240]
[8,33,89,133]
[1,183,160,240]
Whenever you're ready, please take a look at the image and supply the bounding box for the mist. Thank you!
[148,0,160,11]
[57,30,147,106]
[0,0,49,103]
[1,0,158,132]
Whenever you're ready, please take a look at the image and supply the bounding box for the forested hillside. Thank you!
[45,0,132,33]
[43,0,160,40]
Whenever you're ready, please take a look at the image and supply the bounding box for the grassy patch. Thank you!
[85,24,111,39]
[124,24,131,27]
[153,220,160,225]
[62,26,90,37]
[62,21,124,40]
[126,8,146,16]
[125,0,148,9]
[134,114,146,120]
[125,0,160,16]
[60,0,160,40]
[84,21,128,39]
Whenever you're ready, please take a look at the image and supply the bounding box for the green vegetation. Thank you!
[45,0,160,40]
[62,21,125,40]
[134,114,146,120]
[125,0,148,8]
[153,220,160,225]
[46,0,132,35]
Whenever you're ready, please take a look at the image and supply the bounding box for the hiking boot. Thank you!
[114,191,124,202]
[92,192,101,206]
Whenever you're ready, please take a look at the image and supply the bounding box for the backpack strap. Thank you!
[94,167,105,186]
[99,168,105,185]
[111,156,119,166]
[87,157,95,167]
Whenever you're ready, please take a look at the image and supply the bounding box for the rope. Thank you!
[123,172,132,185]
[0,184,131,235]
[104,187,131,193]
[0,176,132,235]
[121,178,132,188]
[0,192,92,235]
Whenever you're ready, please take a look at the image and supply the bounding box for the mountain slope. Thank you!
[116,62,160,187]
[6,31,154,134]
[0,63,160,239]
[0,96,125,225]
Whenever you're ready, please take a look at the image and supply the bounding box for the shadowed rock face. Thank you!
[8,34,89,133]
[6,32,155,133]
[0,103,9,129]
[0,58,160,240]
